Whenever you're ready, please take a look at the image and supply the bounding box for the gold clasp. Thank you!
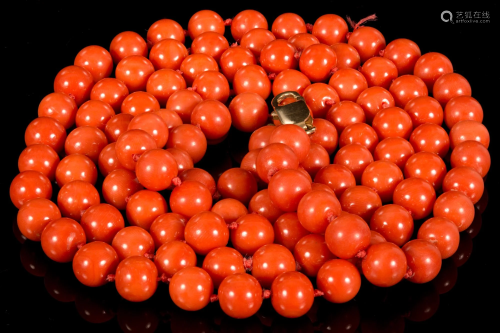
[270,91,316,135]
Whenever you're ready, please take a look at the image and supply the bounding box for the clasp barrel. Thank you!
[271,91,316,135]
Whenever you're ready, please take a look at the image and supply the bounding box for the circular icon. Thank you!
[441,11,454,23]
